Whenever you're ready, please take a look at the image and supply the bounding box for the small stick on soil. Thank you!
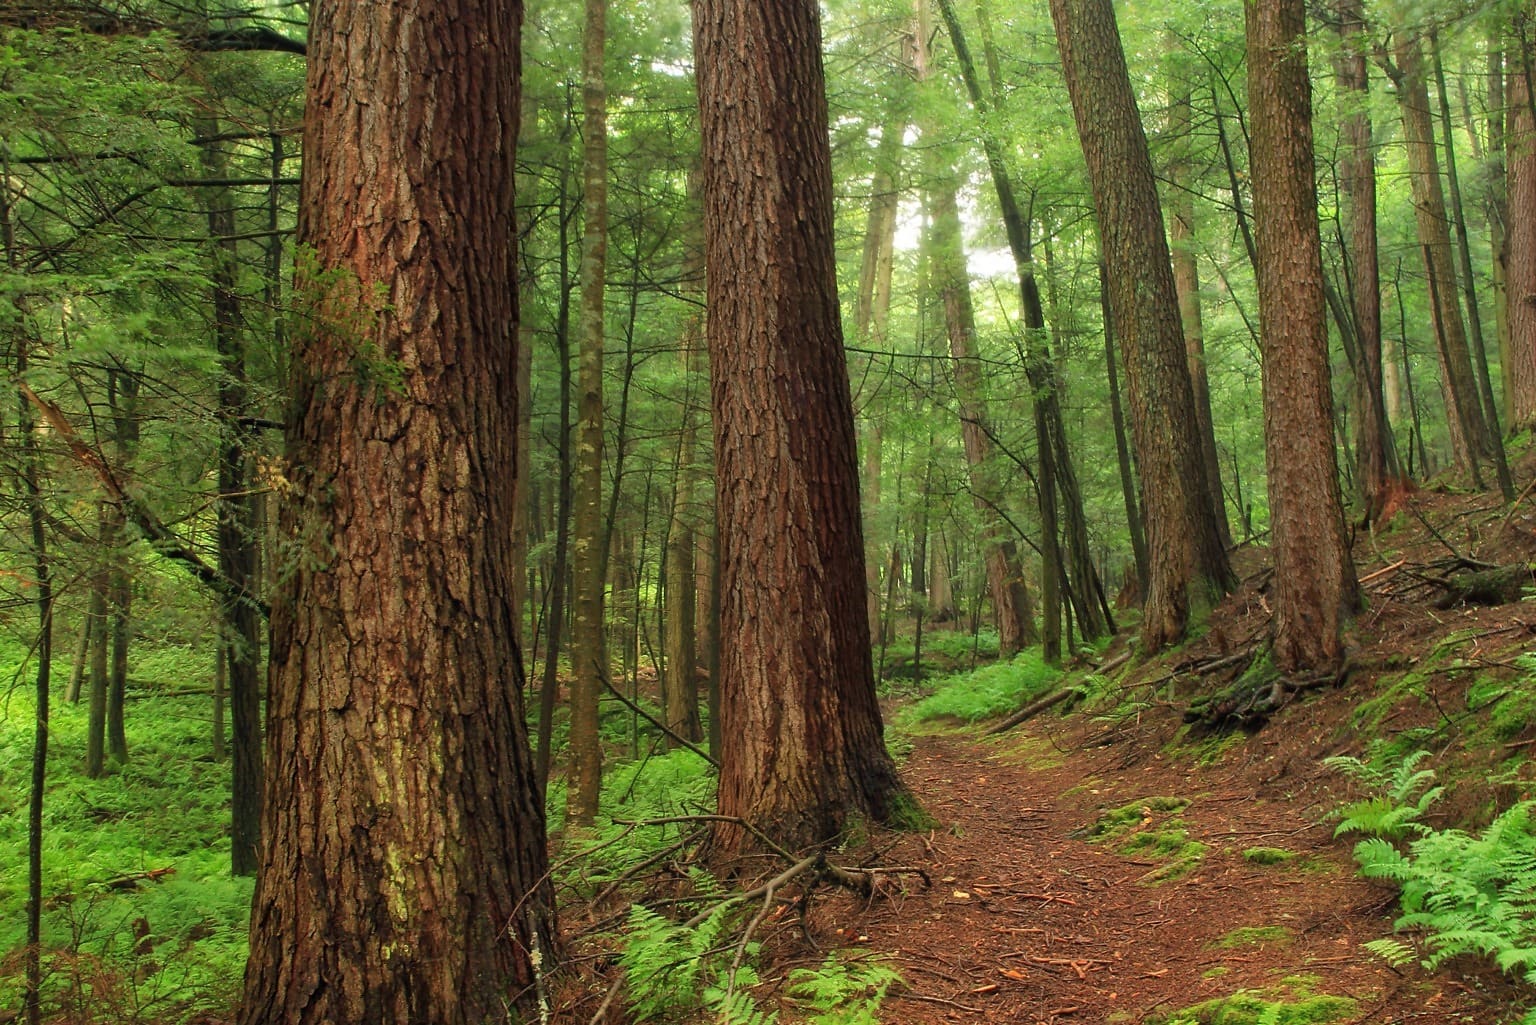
[893,992,983,1014]
[1358,559,1406,585]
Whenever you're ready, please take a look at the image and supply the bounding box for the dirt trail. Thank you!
[811,718,1516,1024]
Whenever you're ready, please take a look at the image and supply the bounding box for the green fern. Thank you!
[620,902,738,1020]
[1327,750,1443,840]
[1347,798,1536,1020]
[785,950,901,1024]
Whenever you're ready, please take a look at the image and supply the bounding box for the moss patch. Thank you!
[1080,797,1205,884]
[1210,926,1291,949]
[1149,991,1356,1025]
[1242,846,1297,866]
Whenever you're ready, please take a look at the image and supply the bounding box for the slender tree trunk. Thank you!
[1049,0,1235,652]
[1391,36,1490,473]
[202,128,264,875]
[1167,71,1230,549]
[86,528,110,778]
[1247,0,1358,673]
[65,608,89,704]
[536,148,576,798]
[925,160,1039,656]
[1100,262,1147,597]
[1432,32,1513,498]
[693,0,917,854]
[664,247,705,744]
[239,0,555,1016]
[567,0,609,826]
[1329,0,1404,522]
[105,368,138,768]
[856,120,902,644]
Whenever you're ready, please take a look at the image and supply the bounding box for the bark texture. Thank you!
[693,0,914,853]
[1246,0,1359,673]
[1049,0,1234,652]
[1508,58,1536,430]
[240,0,555,1019]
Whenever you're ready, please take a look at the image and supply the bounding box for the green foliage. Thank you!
[1080,797,1206,885]
[554,748,716,889]
[898,649,1061,726]
[618,911,902,1024]
[785,951,901,1024]
[621,902,745,1022]
[0,637,251,1021]
[1326,750,1444,840]
[1210,926,1291,949]
[1351,802,1536,985]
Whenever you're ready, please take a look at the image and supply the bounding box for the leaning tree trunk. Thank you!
[693,0,916,855]
[1247,0,1359,674]
[239,0,555,1019]
[1049,0,1235,652]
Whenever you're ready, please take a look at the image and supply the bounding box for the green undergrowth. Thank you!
[1080,796,1206,884]
[1329,749,1536,1023]
[878,628,999,683]
[896,649,1062,728]
[1242,847,1296,866]
[0,636,249,1022]
[551,746,717,892]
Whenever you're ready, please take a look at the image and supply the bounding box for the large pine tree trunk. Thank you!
[1048,0,1234,652]
[693,0,915,855]
[239,0,555,1018]
[1507,51,1536,430]
[1247,0,1358,674]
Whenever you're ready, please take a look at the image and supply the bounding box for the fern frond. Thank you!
[1362,937,1419,968]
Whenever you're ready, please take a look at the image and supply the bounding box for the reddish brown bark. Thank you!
[240,0,554,1020]
[1247,0,1359,673]
[1508,57,1536,431]
[693,0,915,853]
[1048,0,1234,653]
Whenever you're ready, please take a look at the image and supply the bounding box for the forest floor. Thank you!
[679,484,1536,1025]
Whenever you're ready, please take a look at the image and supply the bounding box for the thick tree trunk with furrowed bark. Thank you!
[239,0,555,1019]
[693,0,916,855]
[1247,0,1359,674]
